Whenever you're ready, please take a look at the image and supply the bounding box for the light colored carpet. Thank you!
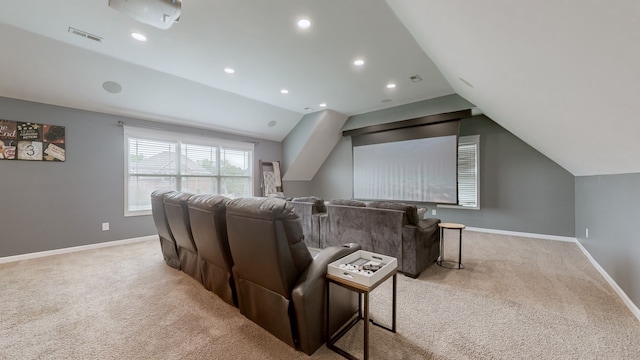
[1,231,639,359]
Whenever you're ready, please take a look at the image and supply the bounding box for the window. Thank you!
[438,135,480,209]
[124,126,253,216]
[456,135,480,208]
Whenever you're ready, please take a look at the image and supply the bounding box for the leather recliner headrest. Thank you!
[188,194,229,213]
[151,189,177,201]
[164,191,194,205]
[226,197,297,221]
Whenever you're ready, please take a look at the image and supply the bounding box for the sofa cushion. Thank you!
[367,201,421,226]
[329,199,366,207]
[291,196,327,213]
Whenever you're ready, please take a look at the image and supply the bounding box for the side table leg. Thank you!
[326,279,330,343]
[439,228,444,264]
[364,292,369,360]
[458,229,462,269]
[392,273,397,332]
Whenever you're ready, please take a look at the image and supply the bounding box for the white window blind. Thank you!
[124,126,254,216]
[219,148,251,197]
[128,138,178,213]
[457,135,479,208]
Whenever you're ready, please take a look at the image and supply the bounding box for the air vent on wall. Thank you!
[68,27,103,43]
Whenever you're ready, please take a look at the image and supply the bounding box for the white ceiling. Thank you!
[0,0,453,141]
[388,0,640,176]
[2,0,639,176]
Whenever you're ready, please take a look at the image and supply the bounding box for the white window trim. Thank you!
[438,134,480,210]
[123,126,254,151]
[123,125,254,217]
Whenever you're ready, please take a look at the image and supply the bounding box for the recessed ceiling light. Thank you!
[224,67,235,74]
[354,59,365,66]
[130,32,147,42]
[319,103,327,108]
[297,18,311,29]
[268,121,277,127]
[280,89,289,94]
[386,83,396,89]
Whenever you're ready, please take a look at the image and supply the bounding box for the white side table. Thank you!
[437,222,466,269]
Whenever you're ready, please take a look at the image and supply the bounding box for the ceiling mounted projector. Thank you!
[108,0,182,30]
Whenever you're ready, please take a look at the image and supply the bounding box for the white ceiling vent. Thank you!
[108,0,181,30]
[68,27,103,43]
[409,74,422,82]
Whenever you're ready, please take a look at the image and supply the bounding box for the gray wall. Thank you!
[308,136,354,200]
[0,97,281,257]
[281,181,312,198]
[575,173,640,307]
[439,115,575,237]
[281,111,323,172]
[310,113,575,237]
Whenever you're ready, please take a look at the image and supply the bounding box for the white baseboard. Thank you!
[573,240,640,322]
[0,235,157,264]
[466,227,640,322]
[465,227,576,242]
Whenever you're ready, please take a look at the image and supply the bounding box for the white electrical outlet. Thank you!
[585,228,589,238]
[102,222,110,231]
[432,209,437,216]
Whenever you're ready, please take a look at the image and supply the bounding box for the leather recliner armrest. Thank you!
[291,244,361,354]
[294,244,361,293]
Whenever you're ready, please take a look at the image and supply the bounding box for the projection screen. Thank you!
[352,121,459,204]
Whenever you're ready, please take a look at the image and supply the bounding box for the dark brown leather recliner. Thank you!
[150,189,180,269]
[187,194,237,306]
[225,197,360,355]
[164,192,200,282]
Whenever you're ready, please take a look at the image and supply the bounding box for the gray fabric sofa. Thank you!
[288,196,327,249]
[322,199,440,278]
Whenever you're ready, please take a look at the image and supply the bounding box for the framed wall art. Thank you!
[0,119,65,161]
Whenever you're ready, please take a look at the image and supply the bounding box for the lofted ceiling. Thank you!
[2,1,639,177]
[0,0,453,141]
[388,0,640,176]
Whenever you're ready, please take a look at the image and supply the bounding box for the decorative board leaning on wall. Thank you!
[0,119,65,161]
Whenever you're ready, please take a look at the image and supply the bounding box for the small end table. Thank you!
[326,269,397,359]
[437,222,466,269]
